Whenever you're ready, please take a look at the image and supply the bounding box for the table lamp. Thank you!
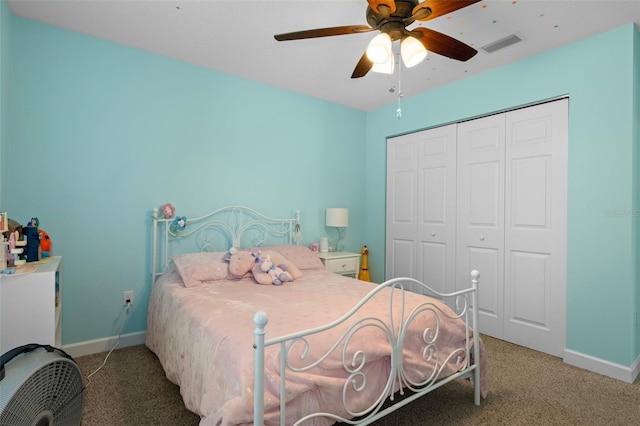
[325,208,349,252]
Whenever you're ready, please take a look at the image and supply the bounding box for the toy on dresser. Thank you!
[8,230,26,266]
[2,218,24,268]
[0,240,7,271]
[1,217,53,270]
[24,218,40,263]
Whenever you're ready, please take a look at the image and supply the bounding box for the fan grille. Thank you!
[0,355,84,426]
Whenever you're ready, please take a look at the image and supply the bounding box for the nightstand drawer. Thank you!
[323,257,358,274]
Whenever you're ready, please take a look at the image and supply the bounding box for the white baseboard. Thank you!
[564,348,640,384]
[62,331,146,359]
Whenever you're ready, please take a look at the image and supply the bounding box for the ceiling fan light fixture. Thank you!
[366,33,392,64]
[371,56,395,74]
[401,36,428,67]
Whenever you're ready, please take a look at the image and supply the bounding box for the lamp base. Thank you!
[331,227,345,252]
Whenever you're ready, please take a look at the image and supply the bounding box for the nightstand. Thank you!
[317,251,361,278]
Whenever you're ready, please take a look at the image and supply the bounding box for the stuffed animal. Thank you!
[259,255,293,286]
[224,248,302,285]
[223,248,255,278]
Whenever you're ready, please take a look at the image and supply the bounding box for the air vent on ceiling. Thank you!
[481,33,523,54]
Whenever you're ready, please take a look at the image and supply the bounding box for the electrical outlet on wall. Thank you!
[123,290,133,306]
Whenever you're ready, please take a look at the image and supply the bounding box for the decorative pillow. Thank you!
[261,245,325,271]
[171,251,231,287]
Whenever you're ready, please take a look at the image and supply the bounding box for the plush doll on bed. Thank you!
[259,255,293,286]
[224,248,302,285]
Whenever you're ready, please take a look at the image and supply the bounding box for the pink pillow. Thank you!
[171,252,231,287]
[261,245,325,271]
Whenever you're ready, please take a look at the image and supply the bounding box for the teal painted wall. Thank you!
[4,8,639,371]
[0,0,10,206]
[7,16,366,345]
[365,24,639,367]
[634,25,640,360]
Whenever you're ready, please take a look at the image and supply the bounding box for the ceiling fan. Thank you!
[274,0,480,78]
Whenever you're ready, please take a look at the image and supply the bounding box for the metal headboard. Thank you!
[151,205,301,281]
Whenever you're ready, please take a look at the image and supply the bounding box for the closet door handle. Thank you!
[431,232,436,237]
[479,236,485,241]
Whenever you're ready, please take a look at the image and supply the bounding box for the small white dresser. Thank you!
[0,256,62,354]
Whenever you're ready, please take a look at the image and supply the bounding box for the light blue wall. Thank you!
[5,8,639,371]
[365,24,639,367]
[0,0,10,206]
[634,25,640,360]
[7,16,366,345]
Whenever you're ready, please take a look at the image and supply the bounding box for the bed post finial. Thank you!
[253,311,268,329]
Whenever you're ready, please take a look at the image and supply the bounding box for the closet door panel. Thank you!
[417,124,457,294]
[420,242,447,294]
[465,246,501,319]
[457,114,505,338]
[511,156,551,230]
[422,167,447,223]
[509,251,550,326]
[468,162,501,227]
[504,99,567,357]
[389,239,415,279]
[386,134,418,282]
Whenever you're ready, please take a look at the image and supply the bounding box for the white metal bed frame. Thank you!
[151,205,299,281]
[150,206,481,425]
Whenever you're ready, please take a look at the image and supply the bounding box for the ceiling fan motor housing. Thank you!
[366,0,426,41]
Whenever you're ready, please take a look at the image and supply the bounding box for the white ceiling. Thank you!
[8,0,640,111]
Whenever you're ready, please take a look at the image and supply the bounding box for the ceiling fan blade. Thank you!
[367,0,396,15]
[351,52,374,79]
[411,0,481,22]
[275,25,374,41]
[411,27,477,61]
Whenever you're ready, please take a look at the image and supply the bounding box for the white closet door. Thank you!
[386,100,567,357]
[456,114,506,338]
[416,124,457,294]
[504,99,568,357]
[386,133,418,284]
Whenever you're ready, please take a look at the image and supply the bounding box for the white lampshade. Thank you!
[326,208,349,227]
[366,33,392,64]
[371,55,395,74]
[401,36,428,68]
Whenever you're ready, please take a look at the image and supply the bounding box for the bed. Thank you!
[146,206,487,425]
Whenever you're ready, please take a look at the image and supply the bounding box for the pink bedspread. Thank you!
[146,269,488,426]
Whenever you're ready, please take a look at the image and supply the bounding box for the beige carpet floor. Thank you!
[75,336,640,425]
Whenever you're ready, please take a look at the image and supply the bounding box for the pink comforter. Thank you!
[146,269,488,425]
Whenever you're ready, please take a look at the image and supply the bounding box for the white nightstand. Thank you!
[317,251,361,278]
